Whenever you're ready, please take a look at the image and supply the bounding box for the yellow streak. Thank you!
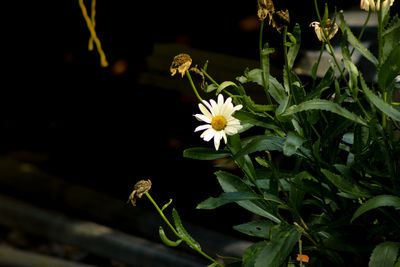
[78,0,108,67]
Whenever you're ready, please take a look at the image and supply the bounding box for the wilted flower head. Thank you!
[360,0,394,11]
[170,53,192,78]
[128,179,152,206]
[310,19,338,42]
[257,0,289,33]
[194,94,243,150]
[257,0,275,21]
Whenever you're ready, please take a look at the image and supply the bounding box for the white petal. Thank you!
[227,118,241,125]
[210,99,219,115]
[220,97,232,117]
[194,114,212,123]
[201,100,215,117]
[222,130,227,144]
[201,128,216,141]
[225,125,242,135]
[217,94,224,107]
[198,103,213,119]
[213,131,222,150]
[194,124,211,132]
[233,104,243,111]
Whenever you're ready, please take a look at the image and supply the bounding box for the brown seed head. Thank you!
[170,54,192,78]
[128,179,152,206]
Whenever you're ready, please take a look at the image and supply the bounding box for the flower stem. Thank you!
[145,192,180,237]
[145,192,224,266]
[259,19,273,104]
[186,70,203,102]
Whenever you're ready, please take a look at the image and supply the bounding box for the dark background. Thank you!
[2,0,399,235]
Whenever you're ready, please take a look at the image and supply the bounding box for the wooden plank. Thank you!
[0,245,95,267]
[0,195,206,267]
[0,157,253,259]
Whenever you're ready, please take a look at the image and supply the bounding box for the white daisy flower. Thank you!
[194,94,243,150]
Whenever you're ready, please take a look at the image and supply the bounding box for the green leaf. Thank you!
[338,11,379,66]
[233,110,280,130]
[378,45,400,92]
[158,226,182,247]
[215,171,281,223]
[243,241,268,267]
[234,135,284,160]
[351,195,400,222]
[361,74,400,122]
[369,242,400,267]
[281,99,368,126]
[341,31,359,92]
[254,226,301,267]
[216,81,239,95]
[238,68,263,86]
[283,131,305,157]
[321,168,371,198]
[287,24,301,69]
[161,199,173,211]
[269,76,287,105]
[172,208,201,250]
[261,43,274,95]
[308,67,335,100]
[183,147,230,160]
[233,221,274,239]
[196,192,262,210]
[242,96,277,112]
[205,83,218,93]
[383,15,400,61]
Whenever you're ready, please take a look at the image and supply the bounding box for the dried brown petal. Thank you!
[257,0,275,22]
[310,18,338,42]
[170,54,192,78]
[128,179,152,206]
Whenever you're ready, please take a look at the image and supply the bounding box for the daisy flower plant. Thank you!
[194,94,243,150]
[131,0,400,266]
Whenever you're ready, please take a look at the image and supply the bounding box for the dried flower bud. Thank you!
[360,0,394,11]
[273,9,290,33]
[257,0,275,21]
[128,179,152,206]
[310,19,338,42]
[170,54,192,78]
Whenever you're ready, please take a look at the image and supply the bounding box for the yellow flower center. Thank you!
[211,115,227,131]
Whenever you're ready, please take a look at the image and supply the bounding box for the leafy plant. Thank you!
[132,0,400,266]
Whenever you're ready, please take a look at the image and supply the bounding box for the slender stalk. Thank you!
[201,69,219,87]
[311,43,325,89]
[377,0,387,128]
[350,9,372,57]
[259,19,273,104]
[145,192,179,237]
[186,70,203,102]
[283,26,294,101]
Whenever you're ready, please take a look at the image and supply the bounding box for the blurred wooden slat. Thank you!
[0,157,252,260]
[0,194,206,267]
[0,245,96,267]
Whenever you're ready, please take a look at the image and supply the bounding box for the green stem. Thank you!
[377,0,384,67]
[201,69,219,87]
[259,19,273,104]
[350,9,372,57]
[311,43,325,89]
[145,192,224,267]
[145,192,180,237]
[283,26,294,101]
[186,70,203,102]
